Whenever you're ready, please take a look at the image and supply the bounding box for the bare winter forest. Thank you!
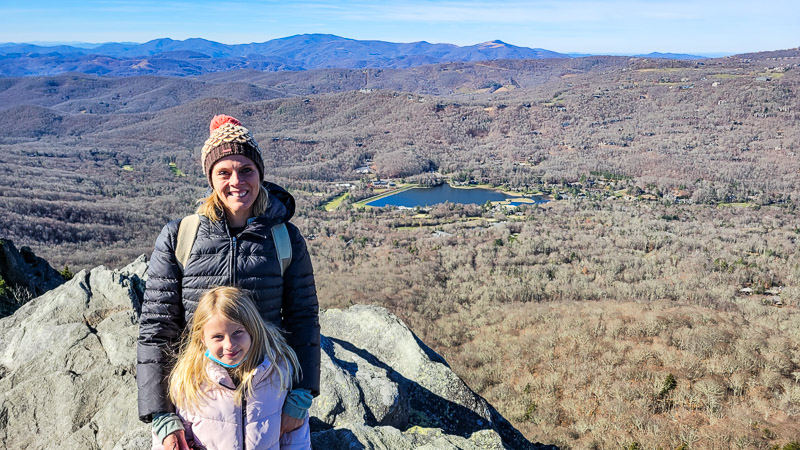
[2,49,800,448]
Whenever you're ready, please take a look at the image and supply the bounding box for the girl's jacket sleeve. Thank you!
[137,220,185,422]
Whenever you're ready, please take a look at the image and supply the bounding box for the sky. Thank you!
[1,0,798,55]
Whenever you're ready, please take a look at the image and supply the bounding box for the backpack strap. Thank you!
[175,214,292,276]
[175,214,201,272]
[271,223,292,277]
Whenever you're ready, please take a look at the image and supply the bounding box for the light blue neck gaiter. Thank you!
[205,349,247,369]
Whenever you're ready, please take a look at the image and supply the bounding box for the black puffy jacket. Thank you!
[136,182,320,422]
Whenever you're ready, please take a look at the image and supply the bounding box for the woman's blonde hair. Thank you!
[196,185,269,222]
[169,286,300,411]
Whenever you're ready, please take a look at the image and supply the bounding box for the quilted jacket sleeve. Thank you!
[137,220,185,422]
[282,224,321,396]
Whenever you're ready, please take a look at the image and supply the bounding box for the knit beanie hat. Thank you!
[201,115,265,185]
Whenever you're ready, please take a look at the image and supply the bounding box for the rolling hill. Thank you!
[1,44,800,448]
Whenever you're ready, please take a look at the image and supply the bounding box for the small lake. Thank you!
[365,184,547,208]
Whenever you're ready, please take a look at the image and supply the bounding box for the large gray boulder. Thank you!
[0,256,148,450]
[312,424,507,449]
[0,257,547,449]
[312,305,538,449]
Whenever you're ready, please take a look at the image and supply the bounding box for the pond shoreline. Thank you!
[359,183,547,208]
[353,184,418,208]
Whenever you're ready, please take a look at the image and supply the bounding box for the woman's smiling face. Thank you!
[211,155,260,225]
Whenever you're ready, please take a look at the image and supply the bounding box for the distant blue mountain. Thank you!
[0,35,723,77]
[5,35,569,61]
[634,52,707,60]
[0,43,88,55]
[0,34,571,77]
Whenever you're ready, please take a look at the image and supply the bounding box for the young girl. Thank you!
[153,286,311,450]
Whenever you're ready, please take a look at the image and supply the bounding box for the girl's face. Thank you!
[210,155,261,224]
[202,313,252,366]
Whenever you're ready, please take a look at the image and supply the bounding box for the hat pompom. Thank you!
[209,114,241,133]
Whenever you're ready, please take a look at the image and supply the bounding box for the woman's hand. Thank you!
[163,430,190,450]
[280,413,304,436]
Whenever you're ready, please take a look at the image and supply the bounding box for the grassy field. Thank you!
[168,162,186,177]
[323,192,350,211]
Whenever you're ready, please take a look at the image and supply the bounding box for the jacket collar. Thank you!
[206,357,275,390]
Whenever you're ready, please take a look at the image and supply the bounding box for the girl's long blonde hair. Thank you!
[169,286,300,411]
[196,185,269,222]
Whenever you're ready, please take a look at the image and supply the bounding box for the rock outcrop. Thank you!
[312,305,538,449]
[0,239,65,317]
[0,256,147,449]
[0,257,550,449]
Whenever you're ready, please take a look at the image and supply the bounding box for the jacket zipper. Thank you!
[241,386,248,450]
[230,236,237,285]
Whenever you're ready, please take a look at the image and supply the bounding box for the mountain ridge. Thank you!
[0,34,717,77]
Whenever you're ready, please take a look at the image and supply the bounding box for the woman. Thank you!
[137,115,320,449]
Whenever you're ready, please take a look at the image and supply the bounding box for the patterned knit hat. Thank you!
[201,115,264,185]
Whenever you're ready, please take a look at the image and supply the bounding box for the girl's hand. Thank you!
[163,430,190,450]
[280,413,304,436]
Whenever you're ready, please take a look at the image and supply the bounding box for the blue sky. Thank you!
[1,0,798,54]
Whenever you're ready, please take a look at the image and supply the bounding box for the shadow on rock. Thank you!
[310,304,556,449]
